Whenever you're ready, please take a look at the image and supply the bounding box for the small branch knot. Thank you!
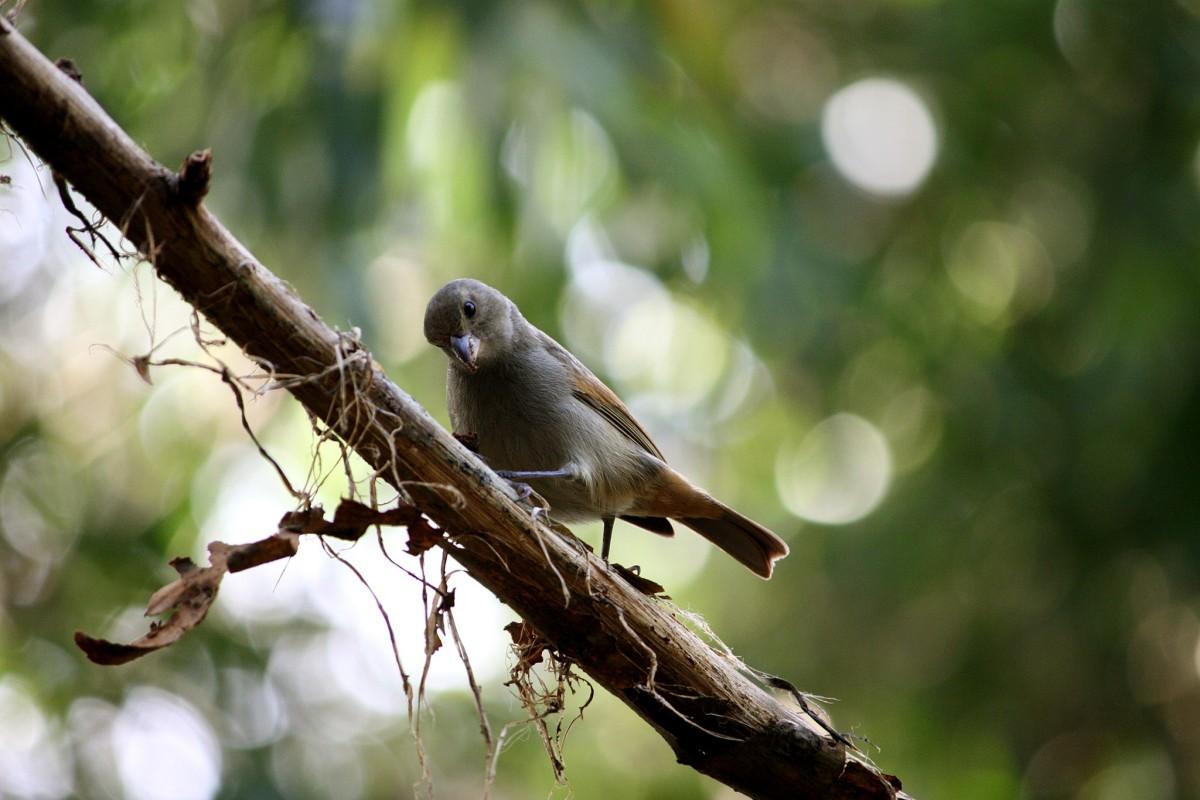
[175,149,212,205]
[55,57,82,83]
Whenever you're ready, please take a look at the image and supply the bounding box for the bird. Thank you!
[423,278,789,578]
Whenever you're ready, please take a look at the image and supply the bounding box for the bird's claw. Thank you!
[504,480,551,523]
[505,480,534,502]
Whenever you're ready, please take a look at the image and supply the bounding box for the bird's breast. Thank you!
[449,360,574,472]
[448,357,659,519]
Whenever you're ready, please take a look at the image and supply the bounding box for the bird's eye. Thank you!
[463,300,477,318]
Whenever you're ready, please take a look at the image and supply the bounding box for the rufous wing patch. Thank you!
[540,330,667,461]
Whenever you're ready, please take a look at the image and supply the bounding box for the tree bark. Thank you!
[0,19,907,799]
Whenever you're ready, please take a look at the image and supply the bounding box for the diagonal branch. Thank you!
[0,19,907,800]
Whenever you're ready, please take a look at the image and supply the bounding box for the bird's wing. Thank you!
[539,332,667,462]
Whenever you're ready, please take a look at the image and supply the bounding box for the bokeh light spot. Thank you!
[112,688,221,800]
[0,678,73,799]
[1078,749,1176,800]
[775,413,892,525]
[0,151,54,304]
[945,221,1055,324]
[820,78,938,198]
[505,109,618,234]
[366,254,433,363]
[562,220,736,415]
[881,385,944,472]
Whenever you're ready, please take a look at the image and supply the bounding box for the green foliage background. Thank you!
[2,1,1200,798]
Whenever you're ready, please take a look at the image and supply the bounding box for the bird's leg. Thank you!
[601,514,614,563]
[494,468,576,480]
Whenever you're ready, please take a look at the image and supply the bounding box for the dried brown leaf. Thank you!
[404,516,442,556]
[505,621,548,673]
[132,353,153,384]
[424,582,446,657]
[75,533,299,666]
[278,506,326,533]
[280,499,436,546]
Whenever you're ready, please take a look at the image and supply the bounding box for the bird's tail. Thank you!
[680,505,789,579]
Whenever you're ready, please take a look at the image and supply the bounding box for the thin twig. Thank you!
[446,594,495,798]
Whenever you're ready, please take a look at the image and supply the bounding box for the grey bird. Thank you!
[423,278,789,578]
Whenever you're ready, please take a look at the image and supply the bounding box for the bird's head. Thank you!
[423,278,518,373]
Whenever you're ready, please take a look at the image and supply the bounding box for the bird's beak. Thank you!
[449,333,479,372]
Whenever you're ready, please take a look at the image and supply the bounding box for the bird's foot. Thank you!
[502,479,553,523]
[505,480,534,502]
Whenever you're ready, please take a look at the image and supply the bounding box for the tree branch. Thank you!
[0,20,907,799]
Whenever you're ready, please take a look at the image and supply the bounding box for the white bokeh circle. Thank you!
[821,78,938,197]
